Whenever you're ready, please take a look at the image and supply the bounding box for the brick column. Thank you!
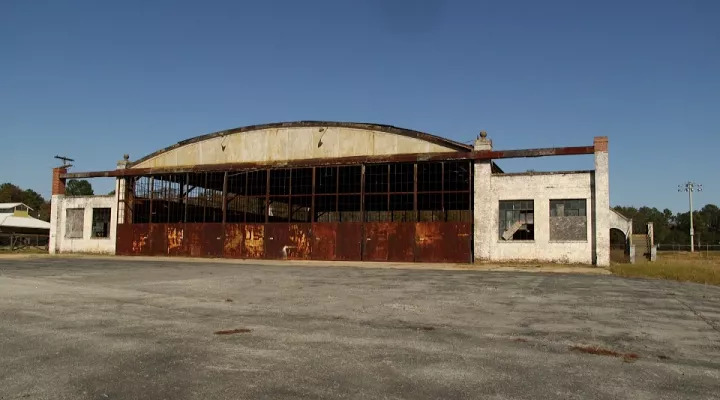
[473,131,493,262]
[593,136,610,266]
[49,167,68,254]
[52,167,67,195]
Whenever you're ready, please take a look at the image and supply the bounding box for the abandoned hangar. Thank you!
[49,121,629,266]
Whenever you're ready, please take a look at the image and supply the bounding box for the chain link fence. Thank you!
[0,233,49,252]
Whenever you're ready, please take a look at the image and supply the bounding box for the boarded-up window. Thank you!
[499,200,534,240]
[65,208,84,239]
[549,199,587,241]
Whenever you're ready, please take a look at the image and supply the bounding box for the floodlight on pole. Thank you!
[678,182,702,252]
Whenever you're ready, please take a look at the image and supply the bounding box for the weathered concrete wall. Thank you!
[594,137,610,266]
[49,196,117,254]
[476,171,595,264]
[133,127,460,168]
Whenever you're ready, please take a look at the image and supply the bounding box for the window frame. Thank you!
[498,200,535,241]
[91,208,112,239]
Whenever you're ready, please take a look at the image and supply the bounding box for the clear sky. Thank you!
[2,0,718,212]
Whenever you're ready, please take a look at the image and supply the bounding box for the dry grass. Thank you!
[610,252,720,285]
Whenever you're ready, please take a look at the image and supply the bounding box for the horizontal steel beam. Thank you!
[60,145,595,179]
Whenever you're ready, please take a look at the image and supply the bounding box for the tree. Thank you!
[65,180,94,196]
[0,183,23,203]
[108,190,116,195]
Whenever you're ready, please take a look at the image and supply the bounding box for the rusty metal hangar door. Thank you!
[116,161,473,263]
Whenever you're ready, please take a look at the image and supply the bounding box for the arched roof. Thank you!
[130,121,471,168]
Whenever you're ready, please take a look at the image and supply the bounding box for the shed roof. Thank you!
[0,213,50,230]
[0,202,33,210]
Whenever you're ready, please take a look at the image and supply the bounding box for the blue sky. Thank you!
[2,0,718,212]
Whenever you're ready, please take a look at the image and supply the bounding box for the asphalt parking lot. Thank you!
[1,257,719,400]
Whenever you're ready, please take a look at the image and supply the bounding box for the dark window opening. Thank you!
[92,208,111,238]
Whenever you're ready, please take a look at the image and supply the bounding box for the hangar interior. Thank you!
[49,121,618,265]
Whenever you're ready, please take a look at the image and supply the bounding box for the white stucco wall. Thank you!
[49,195,117,254]
[476,171,595,264]
[133,126,461,168]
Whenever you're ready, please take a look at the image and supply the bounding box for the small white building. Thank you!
[0,203,51,234]
[49,121,630,265]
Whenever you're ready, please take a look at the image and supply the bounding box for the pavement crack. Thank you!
[650,281,720,336]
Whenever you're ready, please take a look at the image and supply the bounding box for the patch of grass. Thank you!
[610,252,720,285]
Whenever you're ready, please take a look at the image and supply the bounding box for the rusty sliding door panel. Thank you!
[131,224,151,255]
[335,223,363,261]
[387,223,415,262]
[185,224,204,257]
[224,224,244,258]
[265,224,311,260]
[244,224,265,259]
[202,223,225,258]
[149,223,168,256]
[415,222,472,263]
[116,224,134,255]
[166,224,187,256]
[363,223,389,261]
[311,223,336,260]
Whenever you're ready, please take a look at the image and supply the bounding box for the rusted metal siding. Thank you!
[335,223,363,261]
[224,224,244,258]
[416,222,472,263]
[202,224,224,258]
[149,223,168,256]
[387,223,415,262]
[116,224,134,255]
[185,224,204,258]
[311,223,336,260]
[244,224,264,259]
[167,224,186,256]
[131,224,151,255]
[265,224,311,260]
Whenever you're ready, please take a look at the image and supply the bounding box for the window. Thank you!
[499,200,534,241]
[92,208,112,238]
[549,199,587,241]
[65,208,84,239]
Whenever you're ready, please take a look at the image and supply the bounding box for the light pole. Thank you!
[678,182,703,252]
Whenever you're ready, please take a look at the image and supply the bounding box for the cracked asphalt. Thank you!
[1,257,719,400]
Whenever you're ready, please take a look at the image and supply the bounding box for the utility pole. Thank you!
[678,182,702,252]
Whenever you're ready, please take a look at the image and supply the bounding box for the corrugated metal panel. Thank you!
[224,224,244,258]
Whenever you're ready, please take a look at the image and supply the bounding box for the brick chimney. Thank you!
[52,167,67,195]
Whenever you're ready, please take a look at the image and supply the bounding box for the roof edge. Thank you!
[129,121,472,167]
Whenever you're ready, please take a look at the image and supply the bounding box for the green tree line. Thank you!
[614,204,720,245]
[0,180,95,221]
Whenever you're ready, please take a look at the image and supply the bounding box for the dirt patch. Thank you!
[570,345,639,362]
[214,328,251,335]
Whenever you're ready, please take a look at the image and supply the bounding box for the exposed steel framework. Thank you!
[116,160,474,263]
